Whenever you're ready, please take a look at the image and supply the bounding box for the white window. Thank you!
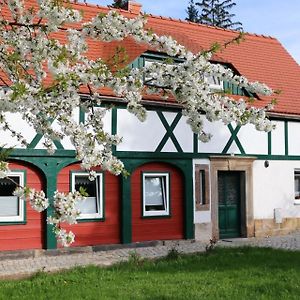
[144,59,163,85]
[144,59,177,87]
[0,171,25,223]
[142,173,170,217]
[294,170,300,204]
[72,173,103,219]
[205,75,223,91]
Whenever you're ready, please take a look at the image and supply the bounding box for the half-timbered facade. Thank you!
[1,1,300,251]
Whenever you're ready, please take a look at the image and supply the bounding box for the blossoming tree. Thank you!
[0,0,275,246]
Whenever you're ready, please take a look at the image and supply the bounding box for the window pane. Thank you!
[144,176,168,212]
[205,75,223,89]
[0,176,20,217]
[144,60,172,88]
[144,60,155,84]
[195,165,210,211]
[295,173,300,199]
[0,196,19,216]
[0,176,20,196]
[75,175,96,197]
[76,197,97,214]
[145,177,164,206]
[199,170,206,205]
[75,175,101,216]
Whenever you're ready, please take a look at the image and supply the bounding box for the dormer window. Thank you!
[141,53,183,88]
[205,75,223,91]
[140,53,224,91]
[144,59,160,85]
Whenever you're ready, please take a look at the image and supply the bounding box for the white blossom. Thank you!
[88,170,97,181]
[52,191,84,225]
[13,186,25,198]
[54,228,75,247]
[0,1,276,246]
[29,189,49,212]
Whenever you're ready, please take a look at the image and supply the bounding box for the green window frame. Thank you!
[0,170,26,224]
[71,172,104,221]
[142,172,170,217]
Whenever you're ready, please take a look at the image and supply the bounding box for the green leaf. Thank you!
[79,186,89,197]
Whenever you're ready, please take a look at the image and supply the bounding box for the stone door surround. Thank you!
[210,156,256,239]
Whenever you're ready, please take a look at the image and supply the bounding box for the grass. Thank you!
[0,247,300,299]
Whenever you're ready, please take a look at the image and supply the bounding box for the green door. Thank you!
[218,171,243,239]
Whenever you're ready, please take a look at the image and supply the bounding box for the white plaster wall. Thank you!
[226,142,240,155]
[35,137,48,149]
[271,121,285,155]
[253,160,300,219]
[161,139,177,152]
[50,107,80,150]
[238,124,268,155]
[117,110,194,153]
[0,112,36,148]
[161,112,182,152]
[35,108,111,150]
[198,119,231,153]
[194,210,211,224]
[117,109,165,152]
[288,122,300,155]
[115,111,282,155]
[193,159,211,224]
[169,114,193,153]
[98,107,112,134]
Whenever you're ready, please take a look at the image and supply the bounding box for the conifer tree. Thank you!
[110,0,128,10]
[196,0,243,31]
[186,0,199,23]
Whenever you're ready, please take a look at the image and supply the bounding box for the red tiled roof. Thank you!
[146,17,300,115]
[2,1,300,116]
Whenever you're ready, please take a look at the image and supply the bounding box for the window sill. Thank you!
[142,215,172,219]
[77,217,105,223]
[196,204,210,211]
[0,220,26,226]
[142,214,171,219]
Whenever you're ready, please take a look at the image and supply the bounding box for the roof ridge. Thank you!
[72,1,276,41]
[145,13,276,41]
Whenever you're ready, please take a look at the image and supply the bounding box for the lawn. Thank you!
[0,247,299,299]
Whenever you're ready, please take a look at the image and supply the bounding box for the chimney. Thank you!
[128,1,142,14]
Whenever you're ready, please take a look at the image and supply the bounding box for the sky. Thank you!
[88,0,300,64]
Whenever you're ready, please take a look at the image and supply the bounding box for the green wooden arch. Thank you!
[120,157,194,244]
[10,151,78,250]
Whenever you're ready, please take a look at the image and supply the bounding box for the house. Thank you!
[0,1,300,252]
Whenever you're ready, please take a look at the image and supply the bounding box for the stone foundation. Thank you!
[195,223,212,242]
[254,218,300,237]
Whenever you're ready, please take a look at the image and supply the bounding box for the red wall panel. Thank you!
[0,161,44,251]
[57,163,120,247]
[132,163,184,242]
